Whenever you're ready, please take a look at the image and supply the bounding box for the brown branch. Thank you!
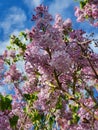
[78,42,98,79]
[14,83,24,97]
[53,68,98,123]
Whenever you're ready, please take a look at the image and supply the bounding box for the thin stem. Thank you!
[78,42,98,79]
[14,83,24,97]
[46,47,52,59]
[53,68,93,116]
[54,69,62,88]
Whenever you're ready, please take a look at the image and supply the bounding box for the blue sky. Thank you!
[0,0,98,54]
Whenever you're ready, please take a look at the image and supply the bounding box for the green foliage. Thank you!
[4,58,11,65]
[32,111,55,130]
[71,113,80,124]
[56,96,63,109]
[5,32,28,65]
[9,115,19,128]
[48,116,55,129]
[28,110,46,129]
[19,32,28,40]
[23,93,38,119]
[24,92,38,102]
[80,0,89,9]
[69,104,80,124]
[0,94,12,111]
[74,0,89,9]
[80,1,86,9]
[10,35,26,51]
[74,92,81,99]
[69,104,79,113]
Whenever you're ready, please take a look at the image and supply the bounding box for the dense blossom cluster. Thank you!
[0,2,98,130]
[0,111,11,130]
[75,0,98,26]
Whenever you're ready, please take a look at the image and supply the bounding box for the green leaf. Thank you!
[69,113,80,125]
[80,1,86,9]
[24,93,38,101]
[69,104,79,113]
[19,31,28,40]
[48,116,55,129]
[4,59,11,65]
[6,95,12,100]
[7,46,12,50]
[72,113,80,123]
[24,94,31,100]
[0,94,12,111]
[75,92,81,99]
[56,96,63,109]
[33,110,41,121]
[9,115,19,128]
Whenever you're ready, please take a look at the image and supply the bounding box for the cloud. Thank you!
[0,7,27,35]
[90,43,98,54]
[0,40,9,55]
[49,0,73,16]
[0,29,21,55]
[90,34,98,54]
[23,0,43,9]
[11,29,22,36]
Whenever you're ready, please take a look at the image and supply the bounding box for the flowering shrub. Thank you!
[0,2,98,130]
[75,0,98,26]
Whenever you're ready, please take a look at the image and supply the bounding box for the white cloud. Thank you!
[87,34,98,54]
[0,7,27,35]
[0,40,9,55]
[49,0,73,16]
[23,0,43,9]
[11,29,21,36]
[90,34,98,54]
[90,43,98,54]
[0,29,21,55]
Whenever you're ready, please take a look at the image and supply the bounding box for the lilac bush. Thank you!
[0,2,98,130]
